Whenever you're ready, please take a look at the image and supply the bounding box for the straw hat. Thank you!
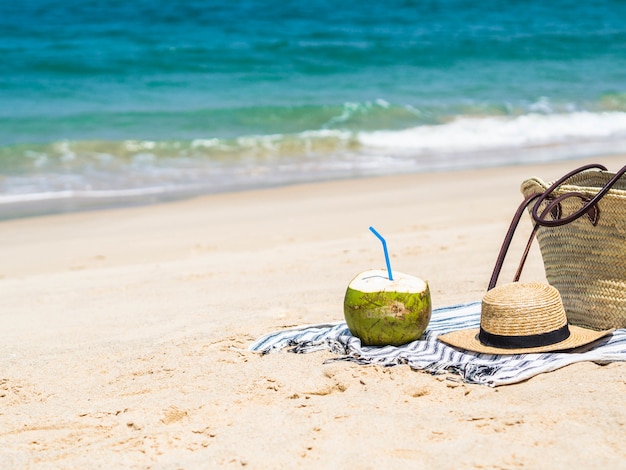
[438,282,613,355]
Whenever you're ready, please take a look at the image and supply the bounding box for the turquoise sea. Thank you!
[2,0,626,218]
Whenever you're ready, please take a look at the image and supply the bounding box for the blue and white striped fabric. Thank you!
[249,302,626,386]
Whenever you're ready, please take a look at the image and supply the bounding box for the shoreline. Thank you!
[1,155,624,467]
[3,151,626,223]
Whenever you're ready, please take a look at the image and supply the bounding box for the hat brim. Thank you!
[438,325,614,355]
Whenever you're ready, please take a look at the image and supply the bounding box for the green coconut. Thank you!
[343,269,431,346]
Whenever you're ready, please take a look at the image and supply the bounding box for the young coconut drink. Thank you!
[344,269,431,346]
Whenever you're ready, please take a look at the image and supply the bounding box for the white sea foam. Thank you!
[191,138,220,148]
[298,129,352,139]
[357,111,626,153]
[124,140,156,152]
[0,185,181,205]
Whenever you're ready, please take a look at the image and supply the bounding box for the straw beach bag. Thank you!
[490,163,626,331]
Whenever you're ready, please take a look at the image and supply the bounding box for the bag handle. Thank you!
[488,163,616,290]
[531,164,626,227]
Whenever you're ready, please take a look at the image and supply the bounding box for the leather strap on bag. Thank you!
[487,163,626,290]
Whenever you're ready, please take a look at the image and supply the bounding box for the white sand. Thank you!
[1,157,624,468]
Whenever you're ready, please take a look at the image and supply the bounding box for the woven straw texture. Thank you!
[522,170,626,330]
[482,282,566,336]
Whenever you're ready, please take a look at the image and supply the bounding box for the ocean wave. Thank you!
[2,111,626,179]
[2,109,626,219]
[357,111,626,154]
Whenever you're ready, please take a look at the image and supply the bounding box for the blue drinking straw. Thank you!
[369,226,393,281]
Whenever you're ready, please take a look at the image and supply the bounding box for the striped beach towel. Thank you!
[249,302,626,386]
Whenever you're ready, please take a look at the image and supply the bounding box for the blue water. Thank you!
[2,0,626,218]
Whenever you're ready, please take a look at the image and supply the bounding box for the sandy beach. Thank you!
[1,156,625,468]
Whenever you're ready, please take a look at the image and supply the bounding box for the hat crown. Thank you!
[481,282,567,336]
